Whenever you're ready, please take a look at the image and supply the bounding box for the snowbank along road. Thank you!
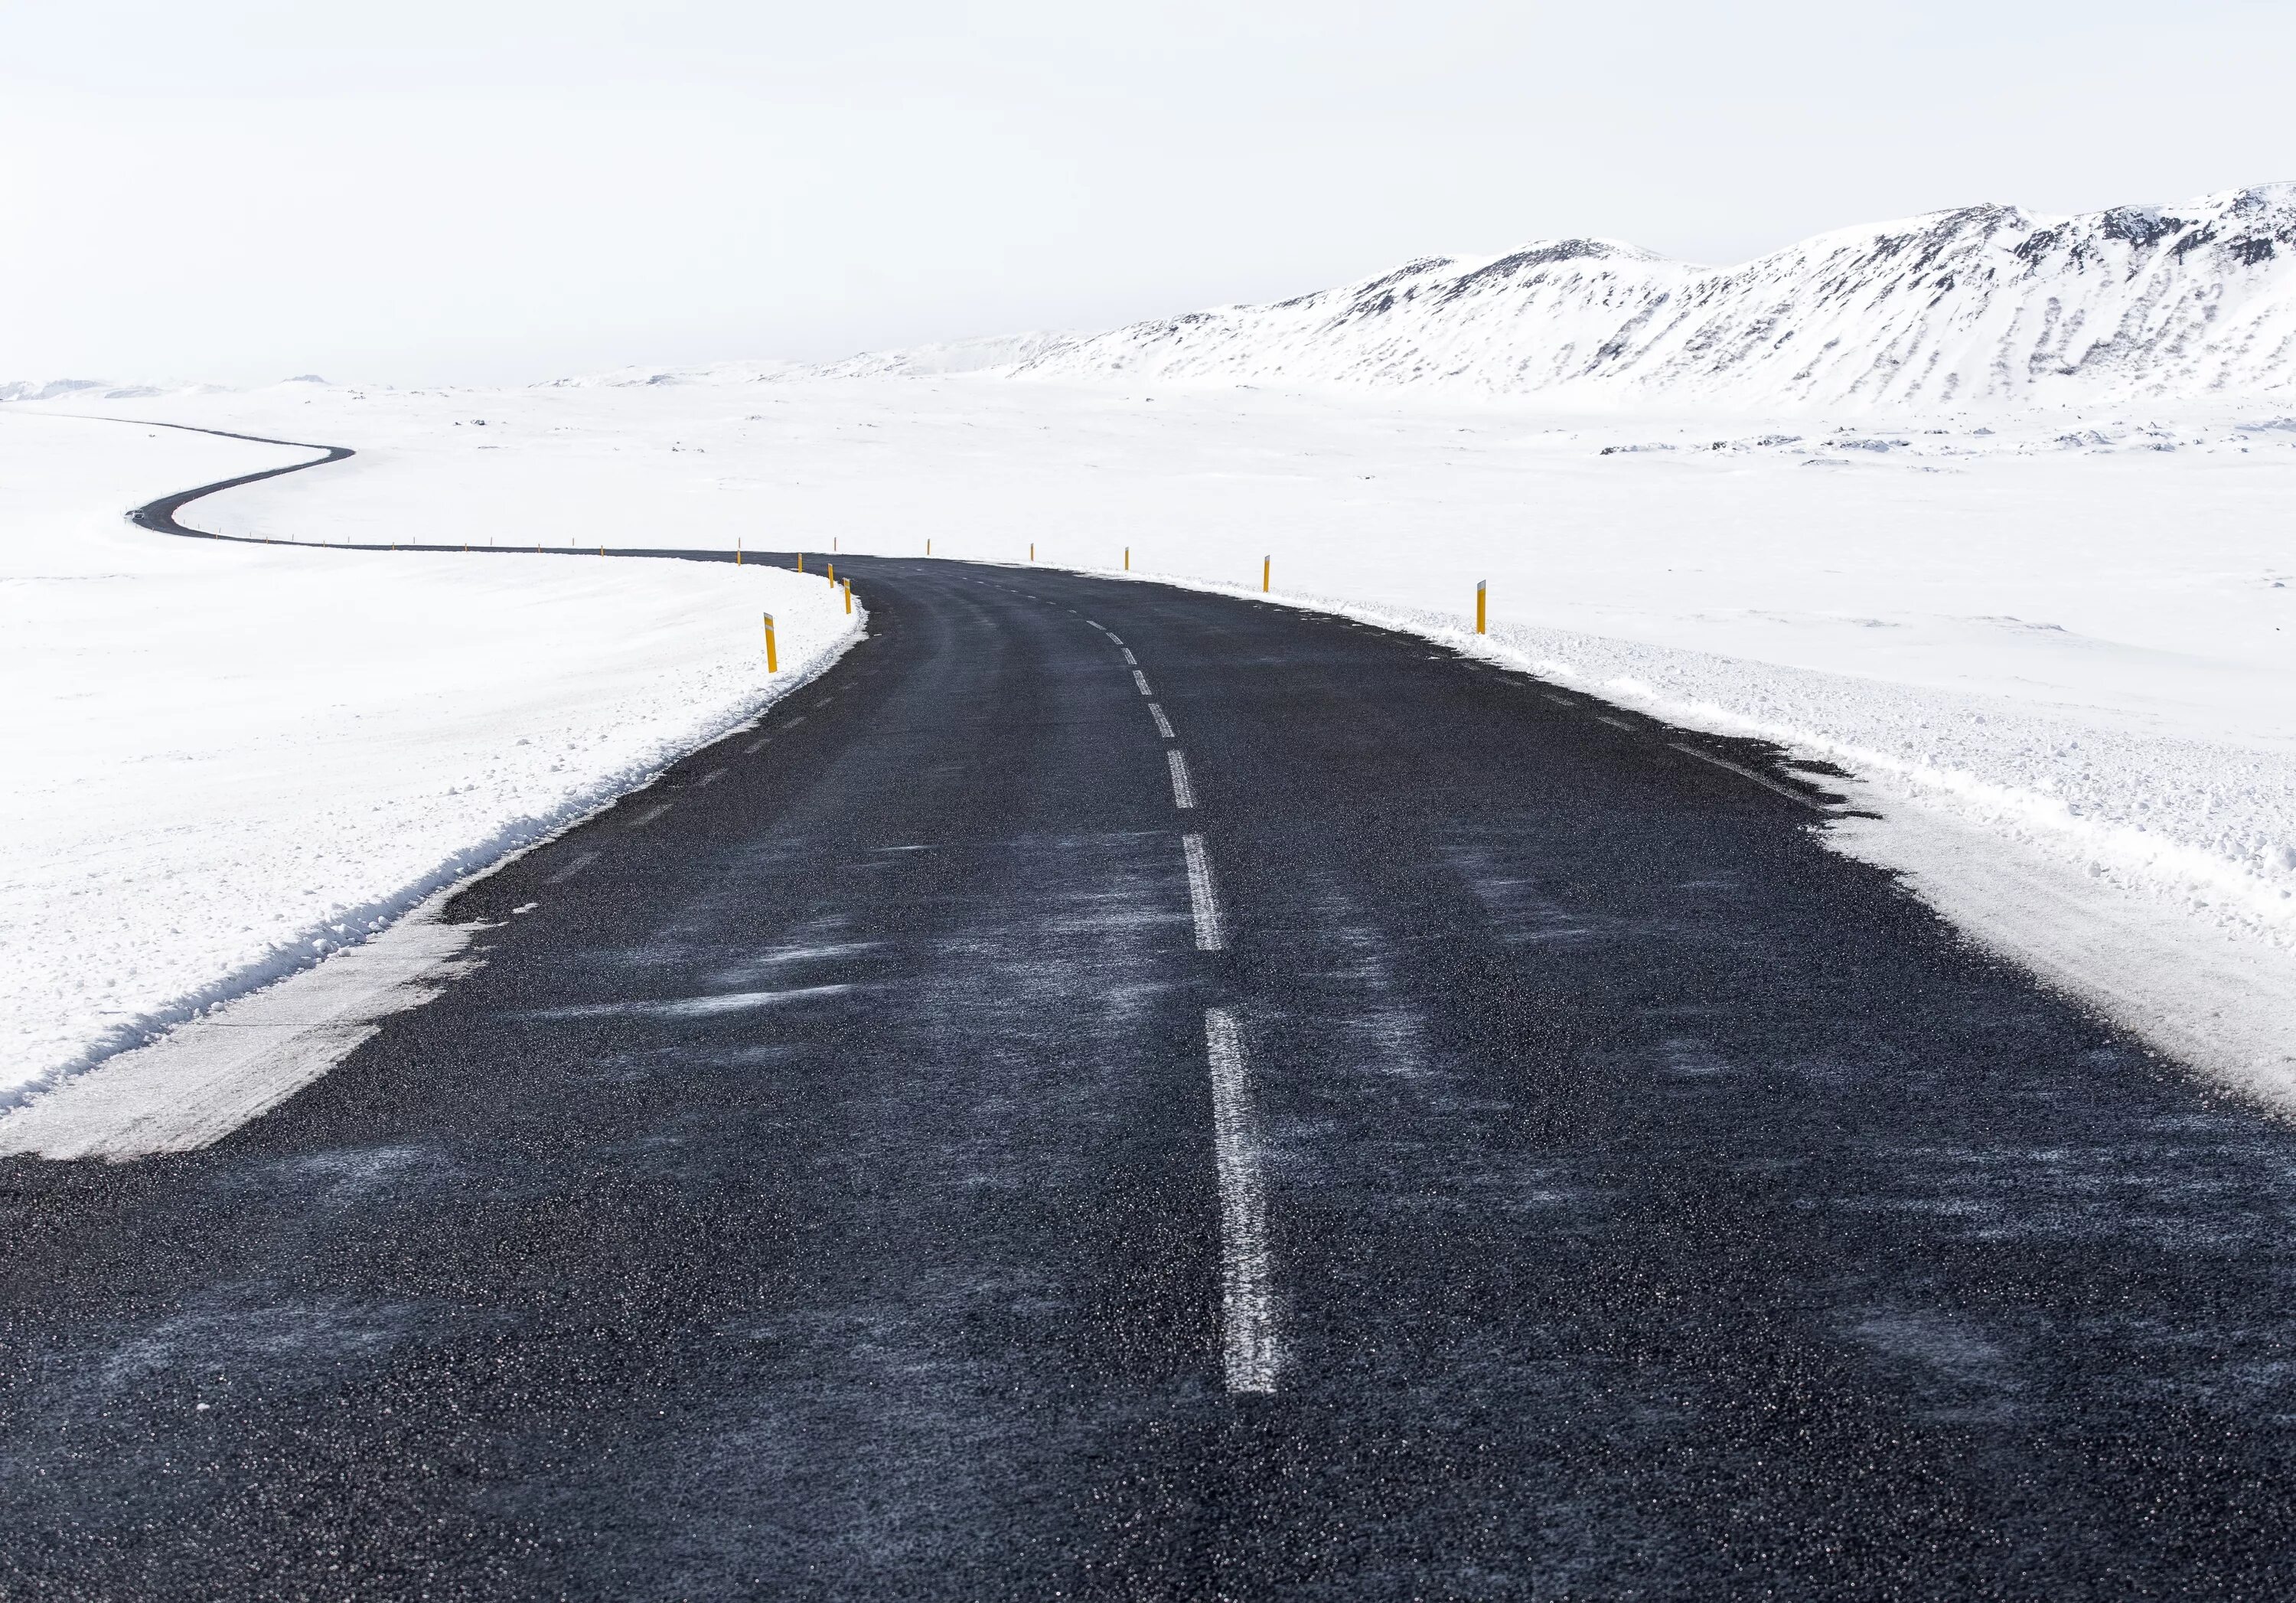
[8,540,2296,1598]
[0,412,860,1105]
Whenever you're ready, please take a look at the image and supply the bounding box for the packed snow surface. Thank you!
[983,184,2296,408]
[0,408,851,1104]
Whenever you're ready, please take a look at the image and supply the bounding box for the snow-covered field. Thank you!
[15,352,2296,1111]
[0,408,853,1105]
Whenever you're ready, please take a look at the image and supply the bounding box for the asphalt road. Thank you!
[8,525,2296,1597]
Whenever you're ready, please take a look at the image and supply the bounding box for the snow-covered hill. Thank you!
[1004,184,2296,408]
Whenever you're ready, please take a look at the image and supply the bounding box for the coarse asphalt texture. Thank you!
[6,446,2296,1598]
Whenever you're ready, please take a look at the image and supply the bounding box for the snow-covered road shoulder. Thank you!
[0,410,855,1112]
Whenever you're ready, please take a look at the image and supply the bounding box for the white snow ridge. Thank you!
[1008,183,2296,407]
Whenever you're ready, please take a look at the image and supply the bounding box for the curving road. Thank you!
[118,420,356,538]
[5,511,2296,1595]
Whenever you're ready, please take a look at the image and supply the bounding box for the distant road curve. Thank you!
[107,419,354,540]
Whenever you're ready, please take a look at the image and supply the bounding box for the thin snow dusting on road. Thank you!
[0,407,854,1106]
[15,354,2296,1108]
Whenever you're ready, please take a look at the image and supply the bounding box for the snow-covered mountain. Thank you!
[1003,184,2296,408]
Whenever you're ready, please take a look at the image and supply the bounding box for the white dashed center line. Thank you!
[1120,648,1138,666]
[743,737,771,754]
[1204,1007,1278,1394]
[696,768,726,787]
[1167,749,1198,809]
[1596,715,1632,730]
[1148,702,1176,740]
[1106,634,1124,646]
[1182,833,1226,950]
[627,802,673,829]
[784,714,808,728]
[1133,669,1153,696]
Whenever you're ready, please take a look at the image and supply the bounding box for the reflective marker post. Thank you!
[1476,579,1487,634]
[843,578,852,615]
[762,612,778,671]
[1262,555,1270,593]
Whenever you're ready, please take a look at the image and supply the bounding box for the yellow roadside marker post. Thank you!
[736,537,742,566]
[827,562,836,586]
[1476,579,1488,634]
[843,578,853,614]
[1124,547,1130,570]
[762,612,778,671]
[1029,542,1035,562]
[927,537,932,556]
[1263,556,1270,593]
[797,552,804,573]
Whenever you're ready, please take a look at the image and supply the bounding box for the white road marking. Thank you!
[1182,833,1226,951]
[743,737,771,754]
[696,767,726,787]
[1204,1007,1279,1394]
[1133,669,1153,696]
[545,850,600,885]
[1086,619,1106,631]
[1541,693,1574,707]
[734,941,879,967]
[784,714,808,728]
[0,899,484,1160]
[533,984,855,1020]
[1107,634,1124,646]
[1148,701,1176,739]
[1595,715,1632,730]
[628,802,673,828]
[1668,742,1829,811]
[1167,749,1198,809]
[1121,648,1138,665]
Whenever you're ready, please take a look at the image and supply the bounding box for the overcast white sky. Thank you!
[5,0,2294,386]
